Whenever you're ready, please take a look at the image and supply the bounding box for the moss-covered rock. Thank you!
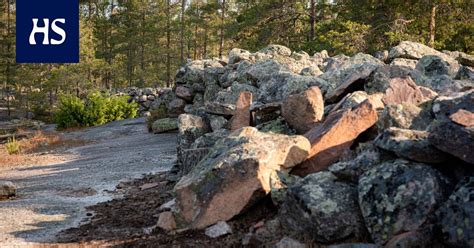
[280,171,367,243]
[151,118,178,134]
[358,159,451,245]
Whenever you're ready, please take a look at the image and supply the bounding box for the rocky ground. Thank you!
[0,118,177,246]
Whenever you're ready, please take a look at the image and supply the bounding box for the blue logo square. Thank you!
[16,0,79,63]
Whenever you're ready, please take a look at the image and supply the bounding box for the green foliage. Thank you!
[54,93,137,129]
[6,136,20,155]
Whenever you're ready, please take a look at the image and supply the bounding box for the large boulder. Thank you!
[374,127,448,163]
[388,41,457,65]
[151,118,178,134]
[429,90,474,164]
[358,159,450,245]
[281,86,324,134]
[415,55,459,77]
[257,72,329,103]
[177,114,211,171]
[436,177,474,247]
[280,171,367,243]
[322,53,383,103]
[428,112,474,164]
[293,100,378,176]
[382,77,433,106]
[328,149,383,183]
[173,127,310,229]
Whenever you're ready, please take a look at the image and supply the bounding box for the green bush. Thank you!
[54,92,138,129]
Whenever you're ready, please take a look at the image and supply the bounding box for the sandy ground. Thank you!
[0,118,177,247]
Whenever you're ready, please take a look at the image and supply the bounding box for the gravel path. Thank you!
[0,118,177,246]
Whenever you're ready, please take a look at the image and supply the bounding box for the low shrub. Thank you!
[6,136,21,155]
[54,92,138,129]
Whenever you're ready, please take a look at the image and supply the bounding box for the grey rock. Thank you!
[281,171,367,243]
[275,237,305,248]
[215,82,258,105]
[455,66,474,80]
[228,48,252,64]
[250,102,282,126]
[415,55,459,77]
[175,86,195,102]
[0,181,16,198]
[436,177,474,247]
[389,41,457,65]
[151,118,178,134]
[329,150,382,183]
[390,58,418,69]
[322,53,383,103]
[167,98,186,117]
[256,117,294,135]
[328,244,377,248]
[204,102,236,116]
[179,148,211,176]
[358,159,450,244]
[177,114,211,170]
[204,221,232,238]
[429,115,474,164]
[191,129,230,149]
[259,44,292,57]
[377,103,432,131]
[431,90,474,119]
[209,115,228,132]
[374,127,448,163]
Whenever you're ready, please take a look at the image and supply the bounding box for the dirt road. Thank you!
[0,118,177,246]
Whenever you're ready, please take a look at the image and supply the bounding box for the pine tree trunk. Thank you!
[180,0,186,65]
[6,0,11,117]
[429,5,437,48]
[219,0,226,58]
[166,0,172,87]
[310,0,315,41]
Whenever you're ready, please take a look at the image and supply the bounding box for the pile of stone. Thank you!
[153,41,473,247]
[118,87,172,117]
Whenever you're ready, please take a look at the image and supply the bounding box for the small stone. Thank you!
[139,183,159,191]
[0,181,16,198]
[157,211,177,231]
[204,221,233,238]
[159,198,176,211]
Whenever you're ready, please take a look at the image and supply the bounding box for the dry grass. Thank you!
[0,130,87,167]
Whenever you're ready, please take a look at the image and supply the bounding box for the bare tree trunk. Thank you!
[429,5,437,48]
[309,0,315,41]
[218,0,226,58]
[6,0,11,117]
[193,24,198,60]
[166,0,172,87]
[203,25,208,59]
[180,0,186,65]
